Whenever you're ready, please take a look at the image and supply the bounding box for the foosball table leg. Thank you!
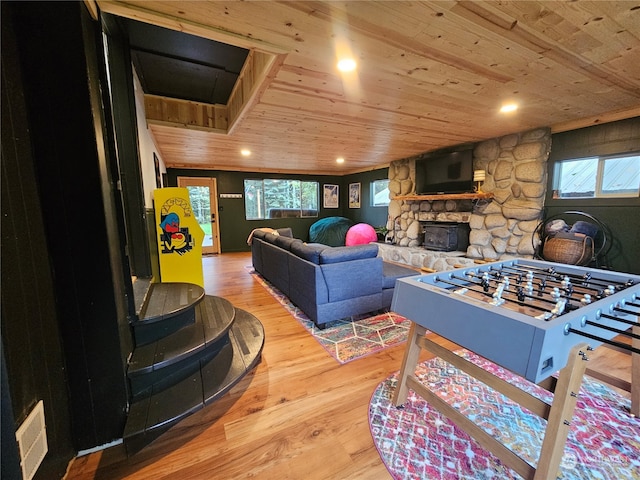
[534,343,590,480]
[392,322,427,407]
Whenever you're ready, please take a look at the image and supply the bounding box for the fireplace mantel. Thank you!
[393,192,494,201]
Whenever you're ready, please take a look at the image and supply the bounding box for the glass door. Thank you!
[177,177,221,254]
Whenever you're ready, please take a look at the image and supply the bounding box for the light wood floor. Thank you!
[65,252,633,480]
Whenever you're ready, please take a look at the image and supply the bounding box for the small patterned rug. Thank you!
[248,267,412,363]
[369,349,640,479]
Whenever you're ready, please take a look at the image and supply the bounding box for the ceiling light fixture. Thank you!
[336,157,345,164]
[500,103,518,113]
[241,149,251,156]
[337,58,357,72]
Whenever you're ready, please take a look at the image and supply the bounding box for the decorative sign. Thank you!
[323,184,339,208]
[154,187,204,287]
[349,182,361,208]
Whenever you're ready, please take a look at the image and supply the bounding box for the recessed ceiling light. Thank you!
[241,149,251,156]
[337,58,357,72]
[500,103,518,113]
[336,157,345,164]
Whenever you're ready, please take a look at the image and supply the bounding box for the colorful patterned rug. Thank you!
[369,349,640,479]
[248,267,412,363]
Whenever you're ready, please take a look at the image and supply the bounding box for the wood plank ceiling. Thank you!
[96,1,640,175]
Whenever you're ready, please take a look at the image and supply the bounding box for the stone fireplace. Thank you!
[422,222,470,252]
[381,128,551,270]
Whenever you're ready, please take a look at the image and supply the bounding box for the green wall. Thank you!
[343,169,391,229]
[544,118,640,275]
[166,168,390,251]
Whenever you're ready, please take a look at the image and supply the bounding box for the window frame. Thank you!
[370,179,390,207]
[243,178,319,220]
[552,151,640,200]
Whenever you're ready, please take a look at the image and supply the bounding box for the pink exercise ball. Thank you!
[345,223,377,246]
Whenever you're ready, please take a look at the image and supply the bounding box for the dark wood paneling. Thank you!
[102,14,152,279]
[1,348,22,480]
[1,3,74,477]
[550,117,640,160]
[8,1,129,453]
[84,4,136,376]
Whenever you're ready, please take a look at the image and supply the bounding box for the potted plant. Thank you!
[374,226,388,242]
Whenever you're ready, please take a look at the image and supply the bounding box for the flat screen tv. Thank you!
[415,148,474,194]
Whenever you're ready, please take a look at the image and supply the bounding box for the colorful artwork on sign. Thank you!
[158,200,194,255]
[153,188,204,287]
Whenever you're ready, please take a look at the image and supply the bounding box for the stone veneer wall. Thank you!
[385,127,551,268]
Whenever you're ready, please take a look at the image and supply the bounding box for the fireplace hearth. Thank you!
[422,222,470,252]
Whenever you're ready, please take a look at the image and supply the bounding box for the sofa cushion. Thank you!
[261,243,291,296]
[276,227,294,238]
[320,257,382,302]
[319,244,378,264]
[274,235,299,250]
[264,232,279,244]
[252,229,269,240]
[382,262,417,288]
[290,242,327,264]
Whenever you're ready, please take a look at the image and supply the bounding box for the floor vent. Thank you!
[16,400,48,480]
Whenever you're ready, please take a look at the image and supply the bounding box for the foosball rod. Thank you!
[511,263,636,291]
[494,265,608,294]
[584,320,640,341]
[567,328,640,355]
[453,274,577,307]
[496,266,615,297]
[600,312,640,327]
[474,270,597,304]
[501,263,633,290]
[435,276,552,314]
[615,306,640,316]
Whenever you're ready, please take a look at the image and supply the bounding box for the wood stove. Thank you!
[422,222,470,252]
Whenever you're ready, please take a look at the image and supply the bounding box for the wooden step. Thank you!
[132,277,152,317]
[132,282,205,346]
[122,308,265,456]
[127,295,236,398]
[203,309,265,405]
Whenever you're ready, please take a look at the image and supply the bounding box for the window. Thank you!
[371,179,390,206]
[552,153,640,199]
[244,179,319,220]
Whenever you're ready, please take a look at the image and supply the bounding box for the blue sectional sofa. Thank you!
[250,228,417,327]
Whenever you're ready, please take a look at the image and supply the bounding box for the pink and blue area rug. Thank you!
[248,267,412,363]
[369,349,640,479]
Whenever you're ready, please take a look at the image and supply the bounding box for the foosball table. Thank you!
[391,258,639,479]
